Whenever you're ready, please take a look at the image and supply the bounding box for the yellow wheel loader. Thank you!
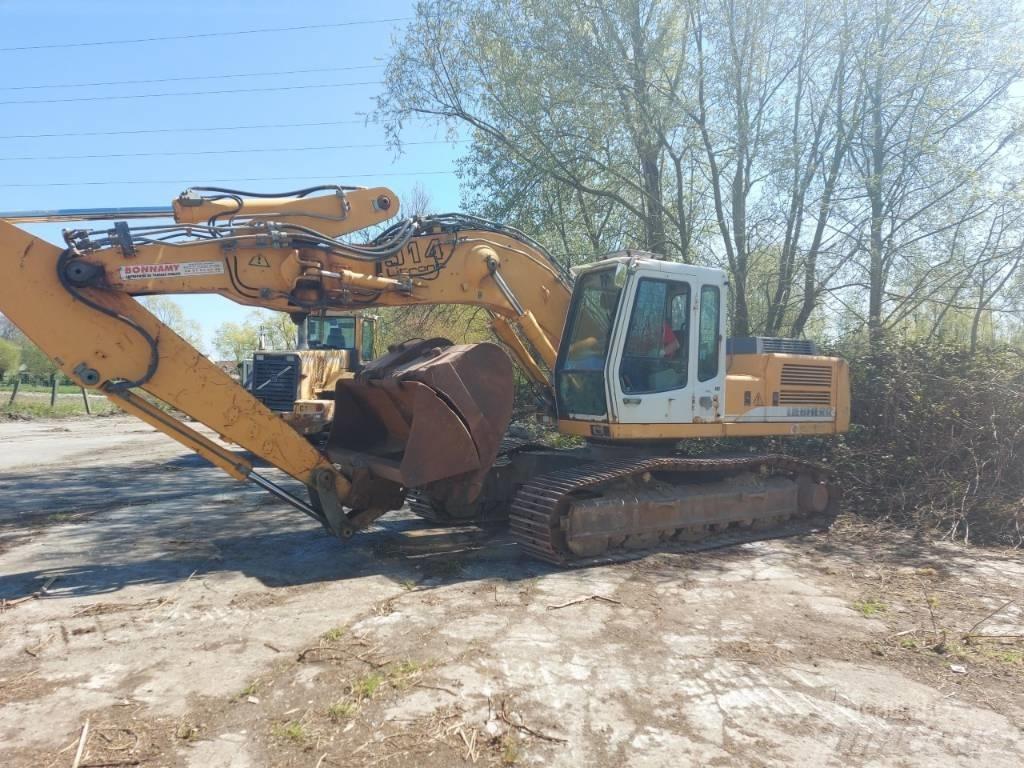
[0,185,848,563]
[247,312,377,437]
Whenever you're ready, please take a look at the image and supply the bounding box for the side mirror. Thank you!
[613,262,628,288]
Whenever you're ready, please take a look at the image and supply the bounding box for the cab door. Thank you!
[691,279,727,423]
[360,317,376,363]
[608,268,695,425]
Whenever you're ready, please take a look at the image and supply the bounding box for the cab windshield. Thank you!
[308,316,356,350]
[556,268,622,418]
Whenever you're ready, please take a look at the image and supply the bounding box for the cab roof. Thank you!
[573,250,728,283]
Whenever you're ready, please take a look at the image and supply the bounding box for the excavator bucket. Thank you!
[326,340,514,503]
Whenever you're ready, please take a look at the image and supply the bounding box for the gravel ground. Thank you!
[0,416,1021,767]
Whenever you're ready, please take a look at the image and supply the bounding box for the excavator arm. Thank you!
[0,185,572,538]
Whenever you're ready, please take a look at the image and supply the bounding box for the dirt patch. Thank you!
[0,420,1021,766]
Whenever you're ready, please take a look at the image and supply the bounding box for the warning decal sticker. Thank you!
[119,261,226,281]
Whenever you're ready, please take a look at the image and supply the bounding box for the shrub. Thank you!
[0,339,19,381]
[833,336,1024,546]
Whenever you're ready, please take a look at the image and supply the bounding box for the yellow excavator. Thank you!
[0,185,848,563]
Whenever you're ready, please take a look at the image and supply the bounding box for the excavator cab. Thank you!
[555,254,728,434]
[555,252,848,443]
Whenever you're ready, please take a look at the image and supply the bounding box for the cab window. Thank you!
[620,279,690,394]
[698,285,720,382]
[361,320,375,361]
[556,268,622,417]
[308,316,356,350]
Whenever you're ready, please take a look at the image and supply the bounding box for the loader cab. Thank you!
[554,253,727,436]
[305,314,376,365]
[248,313,378,435]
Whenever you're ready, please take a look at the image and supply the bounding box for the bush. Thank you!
[832,336,1024,546]
[0,339,19,381]
[17,342,58,384]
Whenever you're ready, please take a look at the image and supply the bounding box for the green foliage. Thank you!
[382,0,1023,339]
[17,342,57,383]
[272,720,308,744]
[248,309,298,350]
[237,679,260,698]
[352,672,384,701]
[385,0,689,263]
[140,296,204,351]
[853,599,887,618]
[375,305,492,351]
[321,626,346,642]
[500,732,521,765]
[174,721,200,741]
[327,700,357,721]
[2,398,119,419]
[0,338,19,381]
[984,648,1024,666]
[0,383,79,394]
[211,310,297,363]
[0,318,61,385]
[212,321,258,364]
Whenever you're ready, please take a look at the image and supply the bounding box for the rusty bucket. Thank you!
[326,340,514,501]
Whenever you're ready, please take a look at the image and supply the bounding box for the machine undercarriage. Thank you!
[409,441,838,564]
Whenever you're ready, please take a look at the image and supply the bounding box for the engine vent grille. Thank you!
[728,336,818,355]
[250,353,300,412]
[781,363,832,388]
[779,390,832,405]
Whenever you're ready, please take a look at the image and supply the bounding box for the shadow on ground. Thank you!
[1,450,982,608]
[0,450,567,601]
[0,522,535,599]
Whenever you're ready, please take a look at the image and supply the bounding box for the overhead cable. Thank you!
[0,139,466,162]
[0,18,413,52]
[1,171,456,188]
[0,65,385,91]
[0,118,434,141]
[0,81,382,106]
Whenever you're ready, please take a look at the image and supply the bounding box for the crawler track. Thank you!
[408,438,550,524]
[508,454,839,564]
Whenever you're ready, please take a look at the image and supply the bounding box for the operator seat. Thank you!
[325,328,347,348]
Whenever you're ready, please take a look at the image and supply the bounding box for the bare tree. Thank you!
[379,0,701,263]
[380,0,1024,345]
[843,0,1020,345]
[405,182,433,218]
[0,313,19,341]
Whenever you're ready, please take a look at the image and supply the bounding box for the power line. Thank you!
[0,139,466,162]
[0,118,435,141]
[0,81,382,106]
[0,18,413,53]
[0,65,385,92]
[1,171,456,188]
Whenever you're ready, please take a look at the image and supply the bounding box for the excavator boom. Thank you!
[0,185,572,539]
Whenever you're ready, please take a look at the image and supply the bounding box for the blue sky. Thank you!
[0,0,464,351]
